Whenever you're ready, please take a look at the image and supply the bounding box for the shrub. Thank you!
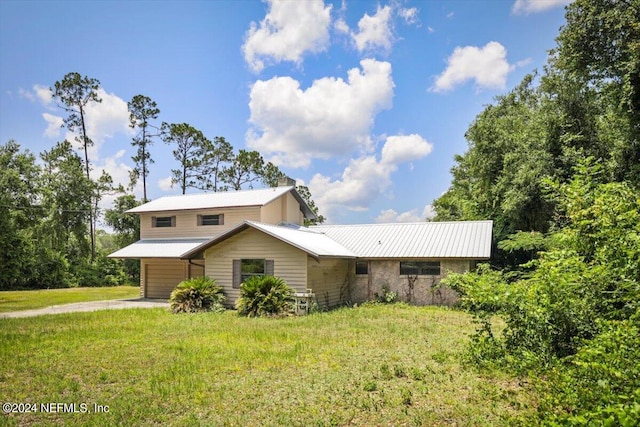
[169,276,226,314]
[236,275,293,317]
[373,284,398,304]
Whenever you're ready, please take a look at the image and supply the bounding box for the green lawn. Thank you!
[0,286,140,313]
[0,304,536,426]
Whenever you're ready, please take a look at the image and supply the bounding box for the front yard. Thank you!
[0,286,139,313]
[0,304,536,426]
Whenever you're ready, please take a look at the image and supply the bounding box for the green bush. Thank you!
[236,275,293,317]
[169,276,226,314]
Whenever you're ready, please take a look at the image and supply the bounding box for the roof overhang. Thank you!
[108,238,211,259]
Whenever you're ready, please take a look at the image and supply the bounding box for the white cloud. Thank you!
[242,0,332,72]
[512,0,571,15]
[376,205,435,223]
[247,59,395,168]
[431,41,513,92]
[158,176,174,192]
[91,150,140,211]
[398,7,419,25]
[42,113,64,138]
[34,84,53,106]
[351,5,394,53]
[308,134,433,220]
[381,134,433,165]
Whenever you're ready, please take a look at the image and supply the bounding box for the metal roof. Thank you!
[182,221,356,260]
[126,186,315,219]
[107,238,211,259]
[310,221,493,259]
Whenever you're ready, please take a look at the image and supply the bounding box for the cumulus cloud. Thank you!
[158,176,174,192]
[512,0,571,15]
[376,205,435,223]
[242,0,332,72]
[431,41,513,92]
[91,150,140,210]
[352,5,394,53]
[308,134,433,220]
[247,59,395,168]
[42,113,64,138]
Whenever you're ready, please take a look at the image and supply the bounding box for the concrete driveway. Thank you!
[0,299,169,319]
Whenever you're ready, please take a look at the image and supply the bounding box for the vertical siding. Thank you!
[139,207,261,239]
[307,257,350,309]
[204,228,308,306]
[142,259,188,299]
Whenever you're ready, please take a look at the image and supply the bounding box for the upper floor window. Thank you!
[198,214,224,226]
[152,216,175,228]
[399,261,440,276]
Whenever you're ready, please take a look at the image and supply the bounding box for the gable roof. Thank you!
[311,221,493,259]
[126,186,316,219]
[182,221,356,260]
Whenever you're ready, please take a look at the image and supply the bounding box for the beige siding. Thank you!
[139,206,261,239]
[204,228,308,305]
[142,259,189,299]
[307,257,351,309]
[261,192,304,225]
[350,259,473,306]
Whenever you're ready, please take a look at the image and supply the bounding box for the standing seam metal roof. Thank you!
[310,221,493,259]
[125,186,314,218]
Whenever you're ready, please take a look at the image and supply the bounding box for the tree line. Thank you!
[436,0,639,424]
[1,75,323,290]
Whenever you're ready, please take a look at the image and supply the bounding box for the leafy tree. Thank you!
[0,141,41,289]
[297,185,326,225]
[51,72,102,260]
[199,136,234,192]
[128,95,160,202]
[161,122,211,194]
[105,194,141,283]
[222,149,266,190]
[553,0,640,184]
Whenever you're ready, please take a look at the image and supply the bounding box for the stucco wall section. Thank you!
[350,259,472,306]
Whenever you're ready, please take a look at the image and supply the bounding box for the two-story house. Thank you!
[109,178,493,307]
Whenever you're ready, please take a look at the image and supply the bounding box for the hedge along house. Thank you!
[109,179,493,306]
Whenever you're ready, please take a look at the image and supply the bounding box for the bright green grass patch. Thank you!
[0,286,139,313]
[0,304,536,426]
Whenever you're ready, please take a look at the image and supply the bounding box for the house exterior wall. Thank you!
[203,228,308,306]
[307,257,352,309]
[351,259,472,306]
[139,206,262,239]
[260,192,303,225]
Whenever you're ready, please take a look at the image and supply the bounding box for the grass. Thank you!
[0,286,140,313]
[0,304,537,426]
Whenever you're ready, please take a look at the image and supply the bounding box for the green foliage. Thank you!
[169,276,226,314]
[235,275,293,317]
[540,311,640,426]
[373,284,399,304]
[128,94,160,201]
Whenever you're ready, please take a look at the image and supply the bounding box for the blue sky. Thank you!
[0,0,570,224]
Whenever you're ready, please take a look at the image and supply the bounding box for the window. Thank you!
[198,214,224,226]
[152,216,175,228]
[399,261,440,276]
[355,261,369,275]
[233,259,274,288]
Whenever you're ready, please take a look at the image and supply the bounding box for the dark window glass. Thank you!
[355,261,368,275]
[153,216,174,228]
[400,261,440,276]
[241,259,265,283]
[200,214,223,226]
